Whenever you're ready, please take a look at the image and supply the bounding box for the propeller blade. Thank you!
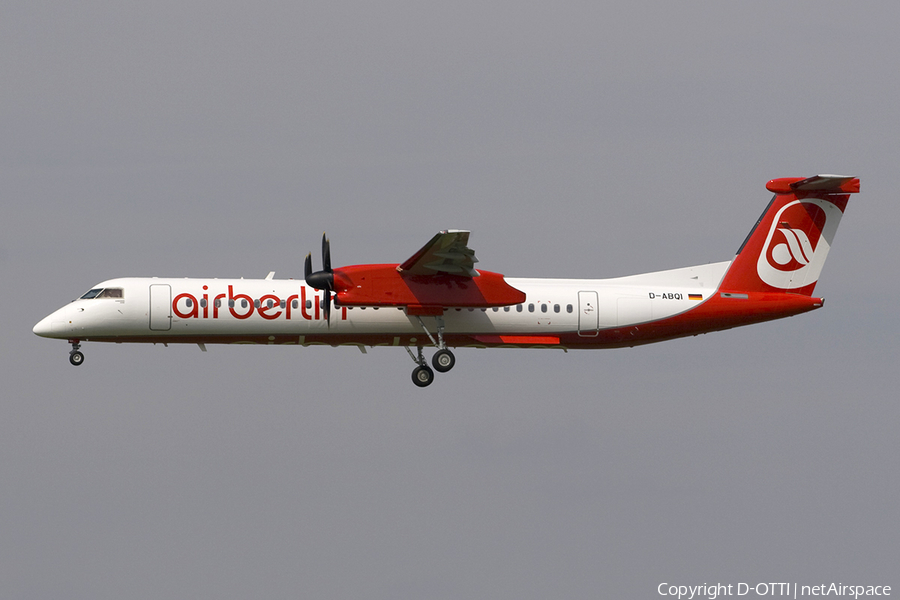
[322,233,331,273]
[304,253,312,280]
[323,292,331,326]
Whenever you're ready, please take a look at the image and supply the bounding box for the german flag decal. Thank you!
[688,294,703,301]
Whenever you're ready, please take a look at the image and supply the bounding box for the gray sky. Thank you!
[3,1,898,598]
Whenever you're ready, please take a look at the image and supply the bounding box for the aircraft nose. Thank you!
[33,307,70,339]
[33,314,54,337]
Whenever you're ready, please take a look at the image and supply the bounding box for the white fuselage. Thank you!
[33,261,732,350]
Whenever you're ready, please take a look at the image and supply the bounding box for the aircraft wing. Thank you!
[333,230,525,311]
[397,230,479,278]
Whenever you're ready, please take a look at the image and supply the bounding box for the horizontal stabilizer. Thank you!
[766,174,859,194]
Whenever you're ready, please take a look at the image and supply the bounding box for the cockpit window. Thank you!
[79,288,124,300]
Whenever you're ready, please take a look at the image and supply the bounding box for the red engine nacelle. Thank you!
[333,264,526,314]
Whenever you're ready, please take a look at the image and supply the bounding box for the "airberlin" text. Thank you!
[172,286,347,321]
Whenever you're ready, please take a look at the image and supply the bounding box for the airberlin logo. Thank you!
[768,219,819,271]
[756,198,843,289]
[171,285,346,321]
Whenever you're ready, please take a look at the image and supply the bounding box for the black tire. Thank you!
[412,365,434,387]
[69,351,85,366]
[432,349,455,373]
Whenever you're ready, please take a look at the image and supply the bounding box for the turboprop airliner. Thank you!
[34,174,859,387]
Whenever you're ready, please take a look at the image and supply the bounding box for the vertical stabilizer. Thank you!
[718,175,859,296]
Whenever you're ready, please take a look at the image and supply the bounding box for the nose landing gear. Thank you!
[68,340,84,366]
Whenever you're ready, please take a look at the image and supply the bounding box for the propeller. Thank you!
[305,233,335,324]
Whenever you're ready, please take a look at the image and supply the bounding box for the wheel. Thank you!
[412,365,434,387]
[69,351,85,366]
[432,349,455,373]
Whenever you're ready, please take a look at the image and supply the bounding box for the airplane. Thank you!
[33,174,859,387]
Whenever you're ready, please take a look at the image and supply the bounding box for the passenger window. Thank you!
[540,304,547,313]
[267,299,274,309]
[241,299,248,309]
[215,299,221,308]
[292,300,299,309]
[306,300,312,309]
[517,304,523,312]
[528,304,534,312]
[185,298,193,307]
[553,304,560,313]
[504,306,510,312]
[229,299,235,308]
[567,304,573,313]
[200,298,207,308]
[280,300,286,309]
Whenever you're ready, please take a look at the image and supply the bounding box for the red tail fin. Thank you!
[718,175,859,296]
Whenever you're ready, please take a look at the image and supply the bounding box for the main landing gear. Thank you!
[407,346,456,388]
[432,348,455,372]
[68,340,84,366]
[406,316,456,387]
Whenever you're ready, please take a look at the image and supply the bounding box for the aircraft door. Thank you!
[578,290,599,337]
[149,284,172,331]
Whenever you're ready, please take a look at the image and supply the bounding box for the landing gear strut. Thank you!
[68,340,84,366]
